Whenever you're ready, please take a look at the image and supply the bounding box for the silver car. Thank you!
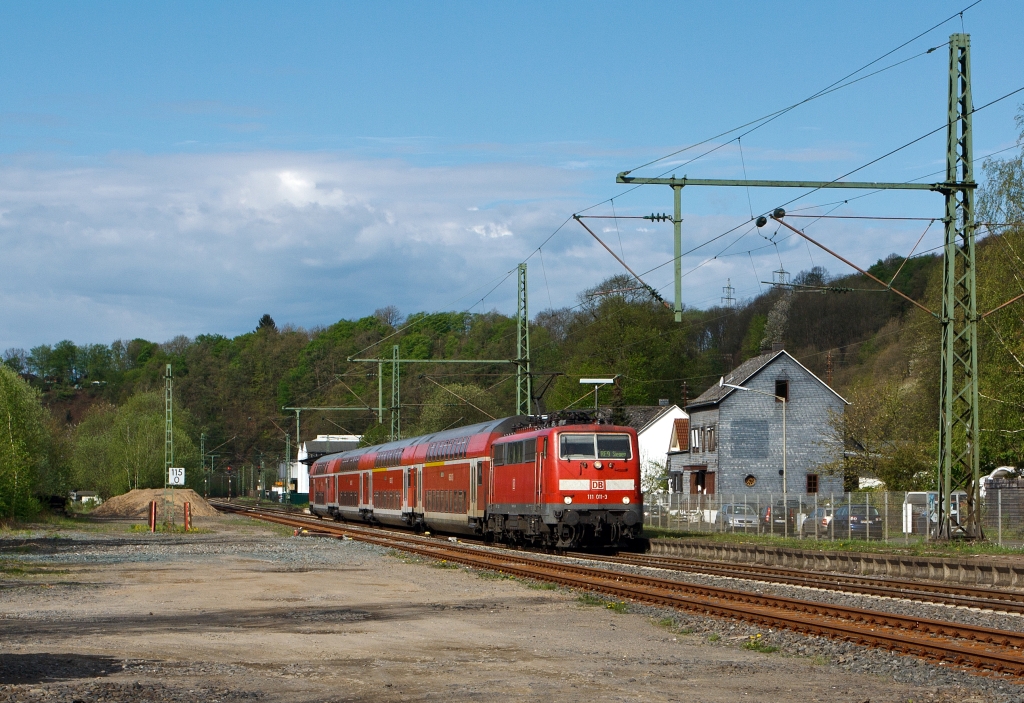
[715,503,757,530]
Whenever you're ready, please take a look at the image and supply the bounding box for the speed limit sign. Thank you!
[168,467,186,486]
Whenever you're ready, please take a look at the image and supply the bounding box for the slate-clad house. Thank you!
[672,349,847,496]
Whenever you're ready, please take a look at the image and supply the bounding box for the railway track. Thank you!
[214,501,1024,678]
[587,553,1024,615]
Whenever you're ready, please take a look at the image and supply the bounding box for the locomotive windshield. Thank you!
[558,433,632,460]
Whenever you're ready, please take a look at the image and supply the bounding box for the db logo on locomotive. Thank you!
[591,480,605,490]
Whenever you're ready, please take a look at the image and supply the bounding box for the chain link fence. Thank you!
[643,489,1024,545]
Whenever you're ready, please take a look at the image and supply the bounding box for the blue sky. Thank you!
[1,1,1022,350]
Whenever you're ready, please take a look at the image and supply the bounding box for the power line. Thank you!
[519,6,976,269]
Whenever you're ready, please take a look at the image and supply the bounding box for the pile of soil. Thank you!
[92,488,219,518]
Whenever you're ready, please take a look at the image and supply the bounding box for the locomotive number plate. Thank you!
[587,494,609,501]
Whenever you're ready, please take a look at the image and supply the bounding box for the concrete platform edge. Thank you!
[648,538,1024,588]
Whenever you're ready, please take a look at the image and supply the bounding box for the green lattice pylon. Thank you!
[516,263,532,415]
[937,33,981,539]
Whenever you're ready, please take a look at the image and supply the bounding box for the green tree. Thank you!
[0,366,52,518]
[415,383,501,434]
[72,391,199,497]
[818,379,933,491]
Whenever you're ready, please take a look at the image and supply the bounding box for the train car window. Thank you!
[506,441,524,464]
[560,434,597,459]
[524,441,536,463]
[597,434,632,459]
[559,433,633,460]
[492,444,505,466]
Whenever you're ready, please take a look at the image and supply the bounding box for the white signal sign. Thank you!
[168,467,186,486]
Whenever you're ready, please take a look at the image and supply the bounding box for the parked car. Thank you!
[758,500,803,535]
[715,503,758,530]
[830,504,884,540]
[800,506,834,537]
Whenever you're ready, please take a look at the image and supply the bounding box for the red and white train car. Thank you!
[308,415,643,549]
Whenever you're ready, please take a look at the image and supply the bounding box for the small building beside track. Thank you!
[675,349,846,497]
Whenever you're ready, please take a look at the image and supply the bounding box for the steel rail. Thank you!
[215,503,1024,677]
[590,553,1024,615]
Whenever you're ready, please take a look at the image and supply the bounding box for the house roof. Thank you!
[599,404,684,433]
[686,349,848,410]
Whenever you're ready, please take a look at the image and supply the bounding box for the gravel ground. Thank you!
[2,515,1023,702]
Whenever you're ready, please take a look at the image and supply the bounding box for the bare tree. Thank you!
[374,305,402,328]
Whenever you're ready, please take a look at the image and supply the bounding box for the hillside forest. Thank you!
[2,116,1024,518]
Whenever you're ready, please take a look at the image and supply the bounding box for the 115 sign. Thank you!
[168,467,186,486]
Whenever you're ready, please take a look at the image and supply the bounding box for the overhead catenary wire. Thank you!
[521,7,976,269]
[623,0,979,176]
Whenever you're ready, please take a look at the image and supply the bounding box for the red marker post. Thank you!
[184,502,191,532]
[148,500,157,532]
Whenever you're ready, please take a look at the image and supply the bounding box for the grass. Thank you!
[741,633,778,653]
[128,523,212,534]
[655,617,695,635]
[643,526,1024,558]
[0,559,68,578]
[430,559,460,569]
[707,633,721,642]
[576,593,629,612]
[526,581,558,590]
[476,570,514,581]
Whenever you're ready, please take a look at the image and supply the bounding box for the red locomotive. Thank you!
[308,414,643,549]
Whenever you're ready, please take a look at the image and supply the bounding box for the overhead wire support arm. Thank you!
[615,173,975,192]
[770,214,937,317]
[572,215,671,311]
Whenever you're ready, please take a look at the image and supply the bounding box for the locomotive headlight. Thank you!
[564,496,573,504]
[594,461,603,469]
[622,496,630,504]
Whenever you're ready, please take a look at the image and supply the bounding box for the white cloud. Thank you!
[0,152,596,347]
[0,149,935,349]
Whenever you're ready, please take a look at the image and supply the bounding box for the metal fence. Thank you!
[643,490,1024,545]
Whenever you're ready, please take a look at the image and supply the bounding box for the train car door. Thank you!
[416,466,423,512]
[534,438,544,512]
[327,474,335,504]
[470,461,478,517]
[477,460,488,513]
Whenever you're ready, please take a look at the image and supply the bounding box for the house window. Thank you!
[706,425,717,452]
[690,427,702,453]
[775,379,789,402]
[806,474,819,494]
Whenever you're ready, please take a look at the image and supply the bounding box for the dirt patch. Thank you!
[91,489,219,518]
[0,520,1010,702]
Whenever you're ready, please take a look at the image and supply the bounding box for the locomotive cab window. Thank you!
[559,433,632,460]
